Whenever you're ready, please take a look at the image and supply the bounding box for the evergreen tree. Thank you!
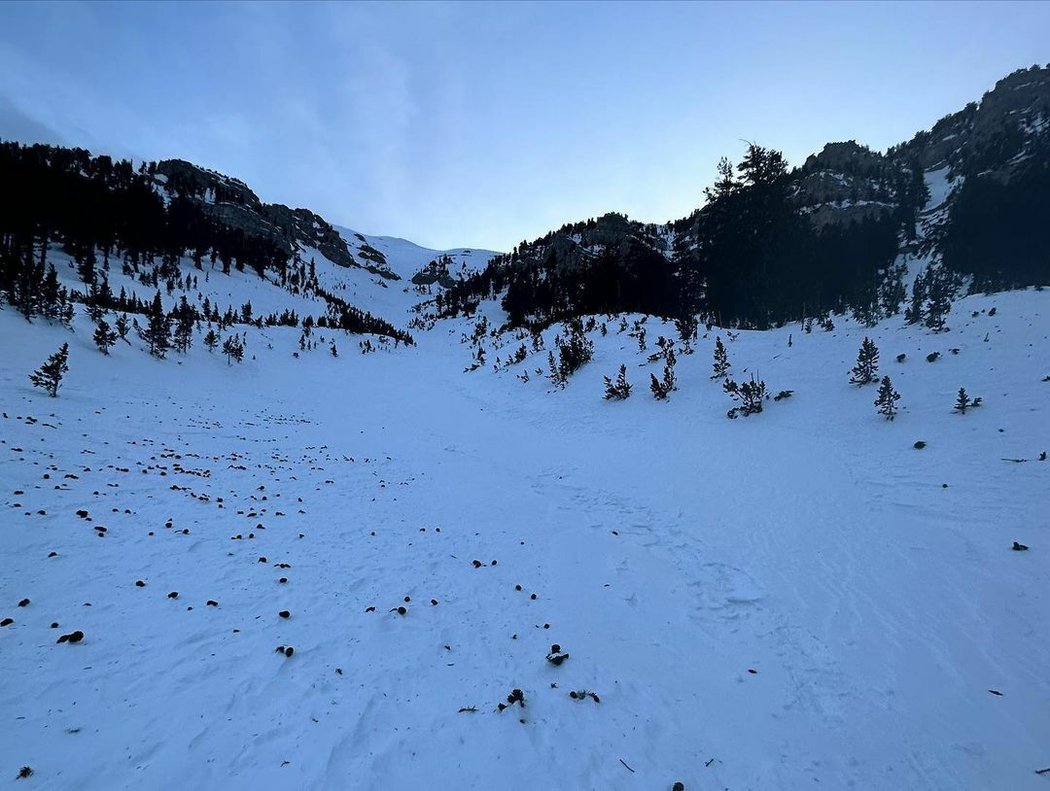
[723,373,766,417]
[849,337,880,385]
[954,387,982,413]
[86,276,113,323]
[875,376,900,420]
[221,334,244,365]
[115,313,130,343]
[711,336,730,379]
[84,283,105,323]
[878,261,907,316]
[674,313,697,352]
[650,360,677,400]
[737,143,787,187]
[923,267,953,332]
[93,318,117,355]
[40,264,67,322]
[905,270,927,324]
[171,297,195,354]
[555,320,593,383]
[142,292,170,358]
[547,350,563,388]
[650,373,668,400]
[10,255,43,320]
[603,364,632,400]
[29,343,69,397]
[76,251,96,285]
[704,156,739,202]
[203,328,219,352]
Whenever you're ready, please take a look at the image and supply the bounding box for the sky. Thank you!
[0,1,1047,252]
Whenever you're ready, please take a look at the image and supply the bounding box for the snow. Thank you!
[1,268,1049,788]
[332,225,499,282]
[923,165,961,214]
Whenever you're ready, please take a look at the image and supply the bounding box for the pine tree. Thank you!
[167,296,194,354]
[662,359,677,393]
[84,284,105,323]
[650,360,677,400]
[704,156,739,202]
[547,350,563,388]
[954,387,982,413]
[879,261,907,316]
[554,320,593,383]
[875,376,900,420]
[142,292,169,358]
[923,267,953,332]
[651,348,678,399]
[93,318,117,355]
[203,328,219,352]
[849,337,880,385]
[675,314,697,350]
[115,313,131,343]
[40,264,64,321]
[12,256,43,320]
[603,364,632,400]
[711,336,730,379]
[222,335,244,365]
[723,374,766,417]
[905,270,927,325]
[29,343,69,397]
[76,251,96,286]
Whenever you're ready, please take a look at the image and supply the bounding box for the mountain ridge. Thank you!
[1,65,1047,346]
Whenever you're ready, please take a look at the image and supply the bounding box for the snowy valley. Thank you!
[1,236,1048,789]
[2,63,1050,791]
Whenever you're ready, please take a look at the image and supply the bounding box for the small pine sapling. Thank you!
[649,367,676,400]
[849,337,880,385]
[29,343,70,398]
[93,319,117,355]
[875,376,900,421]
[222,335,244,365]
[711,336,730,379]
[603,364,632,400]
[953,387,982,414]
[724,374,766,418]
[547,350,563,389]
[651,349,678,400]
[115,313,131,343]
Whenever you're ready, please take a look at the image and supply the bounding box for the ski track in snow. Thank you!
[1,258,1049,789]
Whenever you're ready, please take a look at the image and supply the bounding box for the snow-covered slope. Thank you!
[333,225,499,282]
[2,285,1047,789]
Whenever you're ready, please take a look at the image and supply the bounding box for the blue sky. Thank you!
[0,1,1047,251]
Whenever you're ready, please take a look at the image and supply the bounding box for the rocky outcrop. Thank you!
[155,159,398,279]
[893,64,1050,178]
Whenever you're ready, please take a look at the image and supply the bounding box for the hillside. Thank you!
[1,64,1049,790]
[2,281,1048,789]
[440,65,1049,330]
